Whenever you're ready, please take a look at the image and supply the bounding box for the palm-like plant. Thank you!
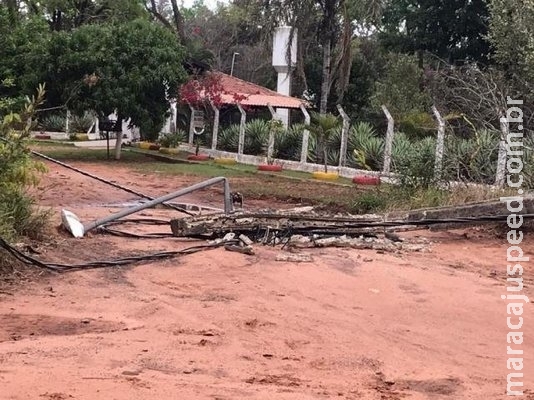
[309,112,341,172]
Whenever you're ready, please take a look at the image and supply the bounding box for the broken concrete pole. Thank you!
[170,210,383,238]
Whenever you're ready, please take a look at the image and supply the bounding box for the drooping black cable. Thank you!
[0,236,239,272]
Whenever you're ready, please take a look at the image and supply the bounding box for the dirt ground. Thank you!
[1,161,533,400]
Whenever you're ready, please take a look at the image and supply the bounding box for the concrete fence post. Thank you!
[188,105,195,146]
[65,109,71,134]
[495,116,509,187]
[381,105,395,175]
[300,104,310,164]
[237,104,247,160]
[432,106,446,180]
[210,101,219,150]
[267,104,278,161]
[337,104,350,167]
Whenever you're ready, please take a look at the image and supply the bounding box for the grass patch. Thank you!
[348,185,515,214]
[32,145,509,214]
[31,146,152,163]
[28,140,74,147]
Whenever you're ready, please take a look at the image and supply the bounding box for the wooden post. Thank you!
[337,104,350,167]
[432,106,445,180]
[210,101,219,150]
[300,104,310,164]
[188,105,195,146]
[237,104,246,157]
[381,105,394,174]
[267,104,278,161]
[495,116,508,187]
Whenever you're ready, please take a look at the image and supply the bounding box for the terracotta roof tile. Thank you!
[211,72,308,109]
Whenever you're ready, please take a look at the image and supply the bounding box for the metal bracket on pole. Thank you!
[300,104,310,164]
[237,104,247,158]
[62,177,235,238]
[381,105,395,175]
[432,106,445,180]
[336,104,350,167]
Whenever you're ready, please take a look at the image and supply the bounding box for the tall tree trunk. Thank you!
[114,116,123,161]
[319,39,332,114]
[5,0,18,25]
[169,0,186,44]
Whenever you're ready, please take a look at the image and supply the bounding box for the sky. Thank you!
[181,0,226,10]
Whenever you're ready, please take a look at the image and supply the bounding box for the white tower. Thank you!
[272,26,297,127]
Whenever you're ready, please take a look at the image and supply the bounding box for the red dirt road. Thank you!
[0,161,533,399]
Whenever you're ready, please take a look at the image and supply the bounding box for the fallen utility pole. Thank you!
[170,198,534,239]
[170,208,385,238]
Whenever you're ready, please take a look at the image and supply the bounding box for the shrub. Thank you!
[443,130,499,184]
[244,119,270,155]
[158,129,186,148]
[350,190,387,214]
[398,111,436,140]
[394,136,437,189]
[0,85,48,242]
[217,124,239,152]
[274,123,306,161]
[39,114,65,132]
[217,120,270,155]
[70,112,94,133]
[348,122,384,170]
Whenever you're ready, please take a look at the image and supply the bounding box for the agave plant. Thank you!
[158,129,186,148]
[309,112,342,172]
[244,119,270,155]
[70,112,95,133]
[274,123,305,161]
[347,122,384,171]
[39,114,66,132]
[444,130,499,184]
[217,124,240,152]
[391,132,412,168]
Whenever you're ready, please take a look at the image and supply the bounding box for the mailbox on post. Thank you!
[192,110,205,155]
[192,110,205,135]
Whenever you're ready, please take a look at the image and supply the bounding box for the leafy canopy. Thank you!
[45,18,187,137]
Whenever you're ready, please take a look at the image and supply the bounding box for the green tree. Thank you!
[26,0,146,31]
[488,0,534,84]
[260,0,383,113]
[44,18,187,158]
[380,0,491,65]
[371,53,431,120]
[0,6,51,103]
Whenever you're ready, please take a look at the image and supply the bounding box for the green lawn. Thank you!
[30,144,504,214]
